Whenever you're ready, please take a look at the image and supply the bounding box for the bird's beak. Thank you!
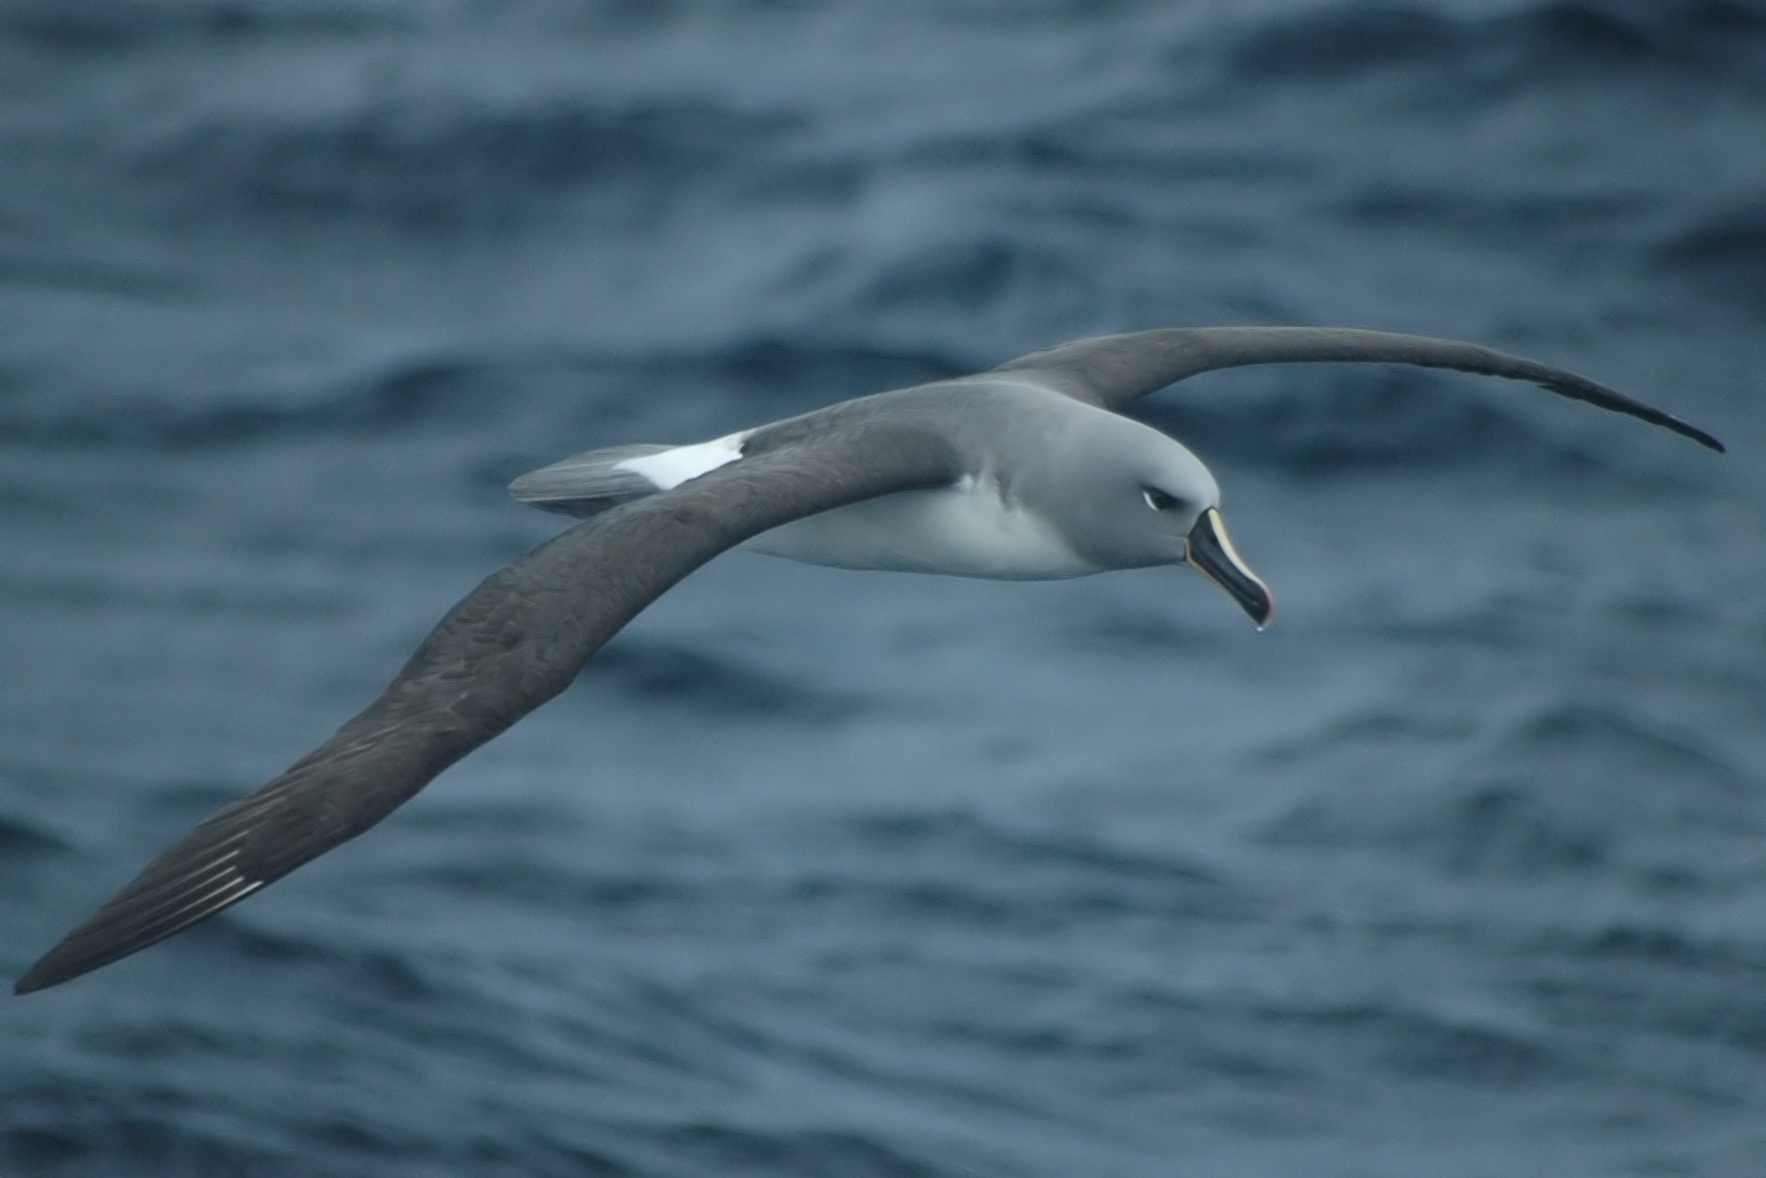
[1185,507,1274,629]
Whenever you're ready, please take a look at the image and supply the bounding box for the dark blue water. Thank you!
[4,1,1766,1174]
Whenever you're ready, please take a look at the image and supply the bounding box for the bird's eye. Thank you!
[1143,488,1183,512]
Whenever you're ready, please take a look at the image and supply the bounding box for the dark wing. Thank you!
[16,416,960,994]
[993,326,1723,452]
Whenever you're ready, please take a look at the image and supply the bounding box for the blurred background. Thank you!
[3,1,1764,1174]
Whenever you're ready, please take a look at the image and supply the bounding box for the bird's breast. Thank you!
[742,475,1100,580]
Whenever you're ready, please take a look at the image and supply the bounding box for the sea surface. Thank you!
[3,2,1766,1175]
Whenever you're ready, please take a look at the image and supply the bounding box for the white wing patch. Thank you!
[614,430,751,490]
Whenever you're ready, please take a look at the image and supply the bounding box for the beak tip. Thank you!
[1251,593,1275,631]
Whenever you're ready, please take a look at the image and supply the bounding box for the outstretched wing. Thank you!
[993,326,1723,452]
[16,416,959,994]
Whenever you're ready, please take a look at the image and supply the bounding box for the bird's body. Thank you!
[746,382,1116,580]
[516,377,1214,580]
[748,474,1102,579]
[15,326,1722,995]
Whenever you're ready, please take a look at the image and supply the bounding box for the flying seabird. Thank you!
[14,326,1723,994]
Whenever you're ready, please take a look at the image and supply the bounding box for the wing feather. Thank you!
[16,415,958,994]
[994,326,1723,451]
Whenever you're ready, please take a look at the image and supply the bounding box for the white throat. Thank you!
[743,474,1101,580]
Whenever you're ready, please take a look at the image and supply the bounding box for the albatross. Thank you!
[14,326,1723,994]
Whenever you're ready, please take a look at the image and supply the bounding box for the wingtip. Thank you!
[1666,417,1724,453]
[1652,405,1726,453]
[14,953,72,996]
[14,929,115,994]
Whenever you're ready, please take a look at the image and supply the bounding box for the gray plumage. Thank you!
[508,442,684,518]
[15,326,1720,995]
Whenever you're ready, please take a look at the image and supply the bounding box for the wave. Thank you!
[1258,700,1760,881]
[581,637,871,722]
[1251,999,1576,1085]
[0,0,401,51]
[1655,202,1766,314]
[0,814,67,856]
[646,1123,957,1178]
[0,1092,283,1177]
[794,810,1240,934]
[1225,1,1766,91]
[400,807,1238,935]
[1335,186,1657,247]
[0,362,478,449]
[857,236,1092,317]
[842,808,1220,887]
[135,97,798,232]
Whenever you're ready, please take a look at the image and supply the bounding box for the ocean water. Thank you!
[3,1,1765,1174]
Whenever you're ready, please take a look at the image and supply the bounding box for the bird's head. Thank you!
[1058,416,1274,628]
